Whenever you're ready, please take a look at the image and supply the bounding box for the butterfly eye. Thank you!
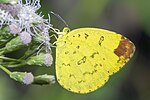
[63,27,70,33]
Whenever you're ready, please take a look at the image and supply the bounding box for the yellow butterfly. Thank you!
[55,27,135,94]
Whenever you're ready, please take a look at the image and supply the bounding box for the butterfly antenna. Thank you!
[48,13,51,25]
[50,11,68,27]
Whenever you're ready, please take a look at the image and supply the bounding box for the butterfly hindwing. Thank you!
[56,28,135,94]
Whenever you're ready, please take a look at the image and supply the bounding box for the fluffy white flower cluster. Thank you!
[0,0,57,54]
[0,8,13,28]
[0,0,57,84]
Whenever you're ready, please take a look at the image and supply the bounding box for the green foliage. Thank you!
[0,27,13,47]
[1,36,26,54]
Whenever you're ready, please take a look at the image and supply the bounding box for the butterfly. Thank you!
[55,27,135,94]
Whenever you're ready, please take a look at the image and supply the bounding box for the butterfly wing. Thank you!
[56,28,135,94]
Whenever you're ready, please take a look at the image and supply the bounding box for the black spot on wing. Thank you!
[69,74,76,78]
[94,64,98,68]
[57,79,60,81]
[83,69,97,75]
[99,63,102,67]
[78,34,81,37]
[90,52,99,58]
[65,51,69,54]
[78,80,85,83]
[62,63,71,66]
[98,36,104,46]
[76,45,80,49]
[73,51,77,54]
[77,56,86,65]
[84,33,89,39]
[68,88,71,91]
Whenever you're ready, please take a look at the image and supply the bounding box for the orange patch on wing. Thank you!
[114,37,135,59]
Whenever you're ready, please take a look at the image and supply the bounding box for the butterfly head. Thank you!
[57,27,70,38]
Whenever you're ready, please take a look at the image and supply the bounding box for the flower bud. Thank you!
[19,31,32,45]
[45,53,53,66]
[33,74,55,85]
[9,23,21,34]
[26,53,53,67]
[0,27,13,45]
[10,72,34,85]
[1,36,26,54]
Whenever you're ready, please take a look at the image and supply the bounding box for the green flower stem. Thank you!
[0,51,4,55]
[0,56,23,62]
[19,51,35,60]
[0,65,11,75]
[7,63,26,68]
[0,37,14,47]
[20,46,38,60]
[2,62,19,67]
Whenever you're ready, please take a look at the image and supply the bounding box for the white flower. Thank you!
[44,53,53,66]
[0,9,13,28]
[34,14,53,54]
[22,72,34,85]
[39,24,51,52]
[1,0,59,54]
[15,0,45,32]
[19,31,32,45]
[13,0,53,51]
[9,23,21,34]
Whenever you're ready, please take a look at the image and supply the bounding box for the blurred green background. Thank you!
[0,0,150,100]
